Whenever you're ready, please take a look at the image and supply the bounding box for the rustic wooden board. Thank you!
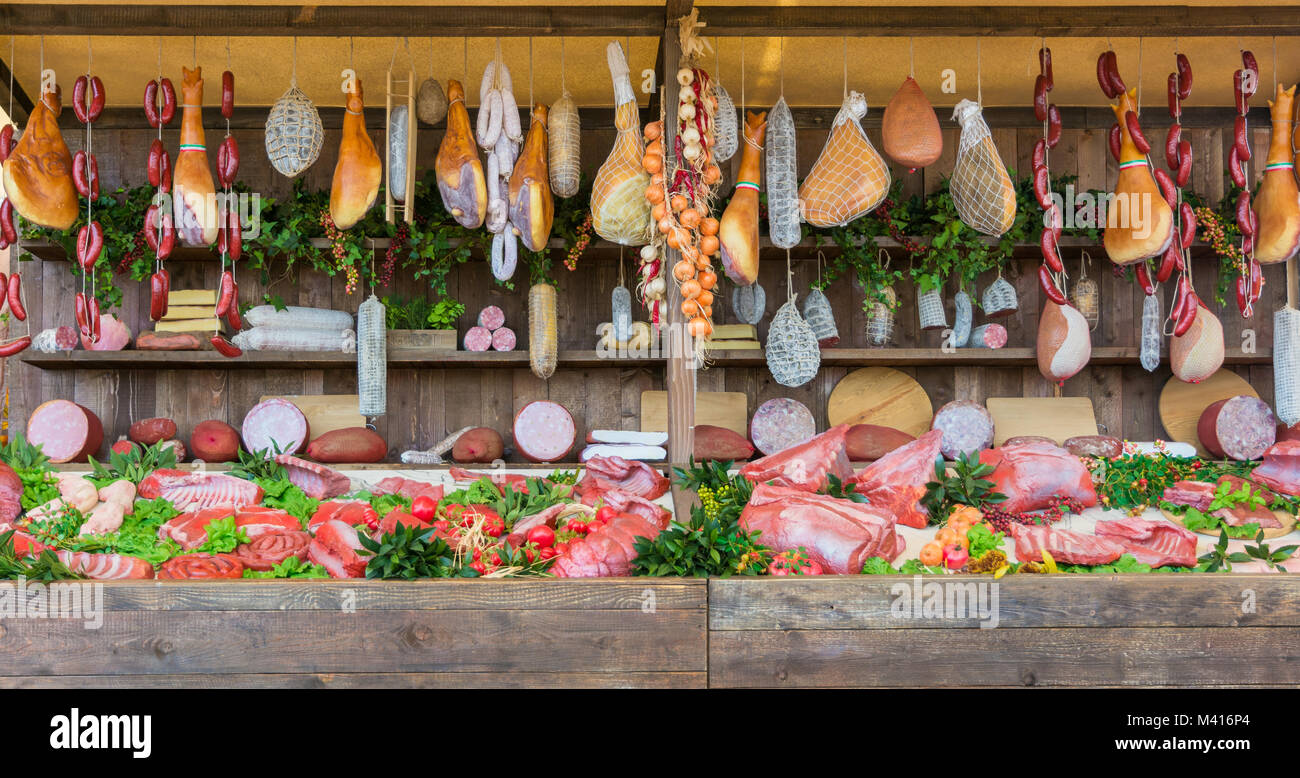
[1158,369,1259,456]
[0,672,707,689]
[826,367,933,436]
[259,394,365,437]
[986,396,1100,445]
[641,390,747,436]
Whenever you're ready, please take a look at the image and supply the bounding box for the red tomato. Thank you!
[539,546,557,561]
[526,525,556,548]
[411,495,437,521]
[470,561,486,574]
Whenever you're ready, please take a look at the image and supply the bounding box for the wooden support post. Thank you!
[660,24,696,521]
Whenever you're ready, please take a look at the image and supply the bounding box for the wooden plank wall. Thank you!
[707,115,1282,442]
[4,109,1280,455]
[7,119,663,460]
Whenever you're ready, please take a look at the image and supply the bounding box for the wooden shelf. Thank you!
[706,346,1273,367]
[20,348,667,370]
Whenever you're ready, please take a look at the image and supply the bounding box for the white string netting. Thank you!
[547,36,581,199]
[1140,293,1162,372]
[950,99,1016,236]
[1275,307,1300,424]
[918,287,947,330]
[591,41,651,245]
[357,294,387,417]
[981,276,1018,316]
[713,83,739,163]
[767,295,820,387]
[799,91,890,228]
[766,96,800,248]
[801,287,839,346]
[265,40,323,178]
[865,286,897,346]
[389,105,410,203]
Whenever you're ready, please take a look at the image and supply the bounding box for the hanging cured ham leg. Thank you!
[1103,88,1173,265]
[2,86,77,230]
[591,41,651,245]
[173,67,219,245]
[508,104,554,252]
[436,79,487,229]
[799,91,890,227]
[718,110,766,285]
[882,77,943,170]
[1253,83,1300,264]
[329,76,382,230]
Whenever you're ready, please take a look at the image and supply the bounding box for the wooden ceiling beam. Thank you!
[700,6,1300,37]
[0,5,665,37]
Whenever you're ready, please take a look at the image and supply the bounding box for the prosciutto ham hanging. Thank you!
[798,91,890,227]
[508,104,554,252]
[718,110,766,285]
[1252,83,1300,264]
[950,99,1016,236]
[591,41,651,246]
[2,85,77,229]
[1103,88,1173,264]
[329,76,382,230]
[173,67,220,245]
[436,79,487,229]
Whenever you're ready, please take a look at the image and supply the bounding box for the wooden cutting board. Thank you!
[1158,369,1258,457]
[826,367,932,437]
[986,397,1099,445]
[1162,508,1298,540]
[641,391,748,436]
[259,394,365,438]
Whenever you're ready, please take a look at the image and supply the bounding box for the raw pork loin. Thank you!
[739,425,853,492]
[1010,523,1125,566]
[979,441,1098,514]
[138,469,264,510]
[578,455,670,501]
[1250,440,1300,496]
[1094,516,1198,568]
[550,512,665,578]
[851,429,943,528]
[276,454,350,499]
[309,519,368,578]
[740,483,904,574]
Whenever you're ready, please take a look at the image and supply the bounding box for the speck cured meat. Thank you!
[158,552,244,580]
[275,454,350,499]
[128,416,177,445]
[749,398,815,456]
[845,424,915,461]
[1037,301,1092,383]
[512,400,576,463]
[241,398,310,455]
[139,469,264,511]
[236,530,312,571]
[931,400,994,459]
[490,326,516,352]
[1197,396,1276,460]
[477,305,506,331]
[979,441,1099,514]
[306,427,387,463]
[1170,304,1225,384]
[463,325,493,351]
[26,400,104,463]
[56,550,154,580]
[693,425,755,461]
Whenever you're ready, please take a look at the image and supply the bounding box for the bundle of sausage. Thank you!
[232,305,356,352]
[463,305,516,352]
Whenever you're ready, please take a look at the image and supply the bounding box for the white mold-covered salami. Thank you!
[491,326,516,352]
[241,398,310,456]
[478,305,506,332]
[464,325,493,352]
[27,400,104,463]
[1198,395,1276,460]
[513,401,576,463]
[749,398,816,456]
[1140,293,1161,372]
[967,323,1007,348]
[931,400,994,459]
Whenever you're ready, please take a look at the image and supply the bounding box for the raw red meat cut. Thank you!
[1160,480,1216,510]
[749,398,815,456]
[158,553,244,579]
[26,400,103,463]
[373,510,432,537]
[236,531,312,571]
[234,506,302,538]
[739,483,904,574]
[241,398,310,455]
[846,424,915,461]
[931,400,994,459]
[1249,440,1300,496]
[580,487,671,529]
[1010,523,1125,566]
[275,454,350,499]
[578,455,670,500]
[739,424,853,491]
[158,505,238,550]
[308,501,377,533]
[1094,516,1198,568]
[137,469,264,510]
[851,429,943,529]
[1063,435,1123,458]
[1212,474,1283,528]
[0,462,22,525]
[372,476,445,502]
[978,441,1098,514]
[56,550,155,579]
[448,467,564,494]
[513,401,576,463]
[5,530,47,556]
[550,512,664,578]
[309,519,368,578]
[693,424,754,461]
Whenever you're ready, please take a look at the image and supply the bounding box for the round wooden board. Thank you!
[1158,369,1258,458]
[827,367,933,438]
[1161,508,1297,539]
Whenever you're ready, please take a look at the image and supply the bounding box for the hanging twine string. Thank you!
[1136,37,1144,115]
[463,37,468,89]
[786,249,795,304]
[739,36,745,113]
[192,35,196,68]
[290,37,298,88]
[529,36,534,110]
[842,36,848,99]
[779,36,785,97]
[560,36,567,93]
[976,38,983,105]
[909,37,915,80]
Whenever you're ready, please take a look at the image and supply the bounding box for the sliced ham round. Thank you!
[241,398,310,455]
[491,326,516,351]
[1198,395,1276,460]
[513,401,576,463]
[931,400,994,459]
[749,398,816,456]
[57,550,155,579]
[27,400,104,463]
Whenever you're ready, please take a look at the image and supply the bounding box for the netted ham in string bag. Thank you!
[866,286,897,347]
[547,38,580,199]
[1275,307,1300,425]
[766,96,800,248]
[950,99,1016,236]
[802,288,838,347]
[917,286,947,331]
[357,294,386,417]
[767,295,821,388]
[711,38,738,164]
[799,90,890,227]
[981,275,1018,318]
[591,41,651,245]
[265,40,323,179]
